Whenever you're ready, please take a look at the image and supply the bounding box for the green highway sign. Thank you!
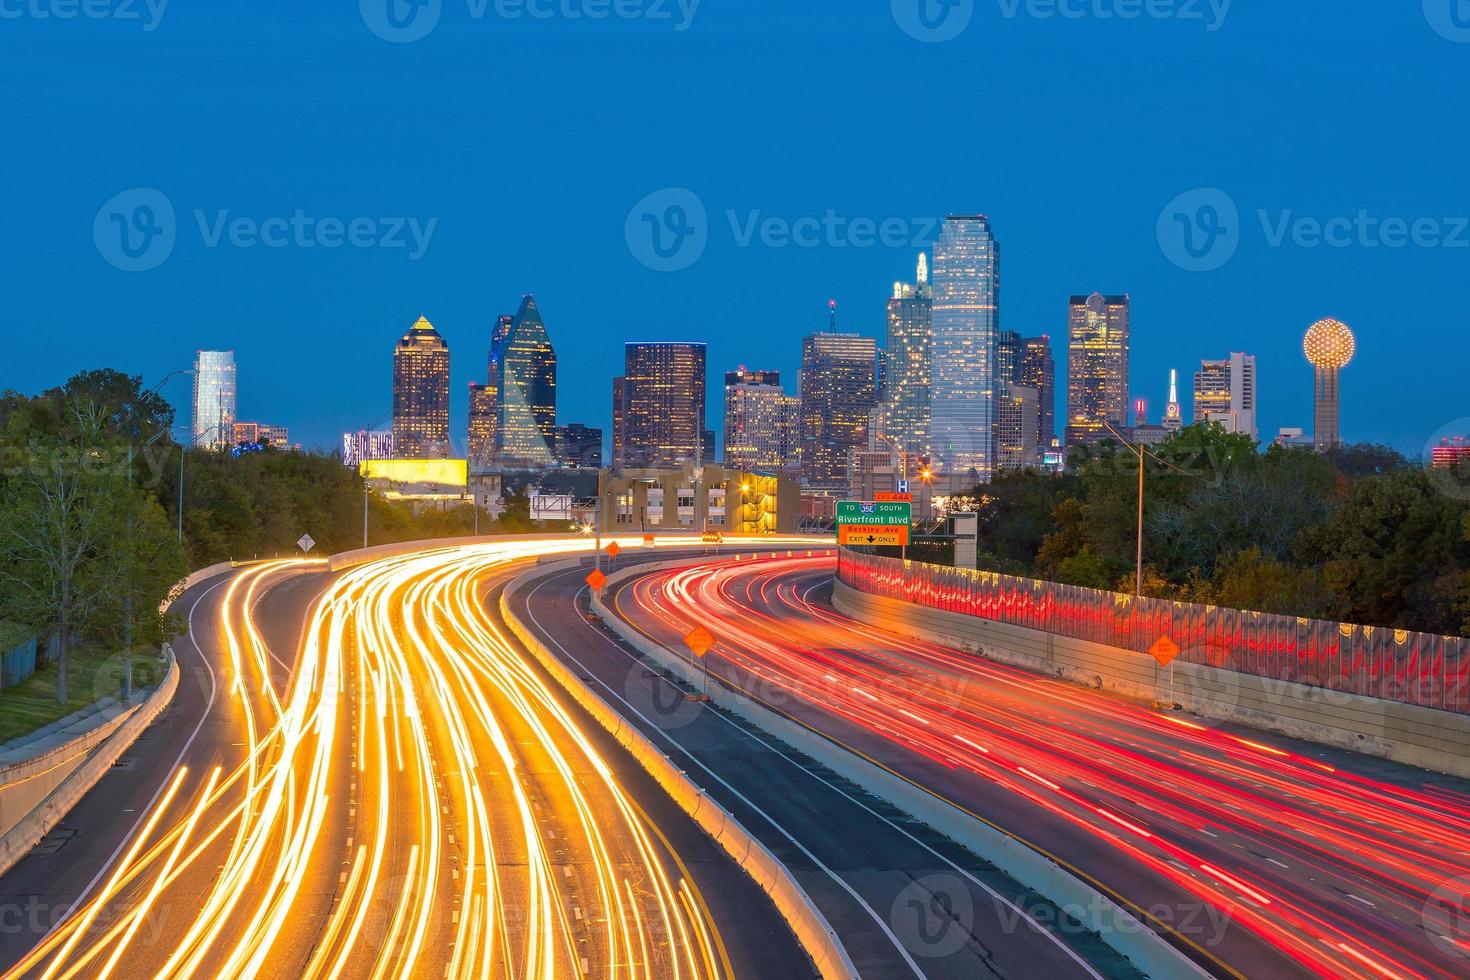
[836,501,913,525]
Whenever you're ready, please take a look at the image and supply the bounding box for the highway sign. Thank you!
[896,479,910,493]
[605,541,622,559]
[683,624,716,658]
[836,501,912,525]
[1149,635,1181,667]
[701,531,724,544]
[297,533,316,554]
[585,568,608,591]
[838,524,911,547]
[874,491,912,503]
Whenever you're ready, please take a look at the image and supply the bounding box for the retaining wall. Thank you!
[833,579,1470,779]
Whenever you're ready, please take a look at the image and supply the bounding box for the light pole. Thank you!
[1102,420,1145,598]
[176,423,223,545]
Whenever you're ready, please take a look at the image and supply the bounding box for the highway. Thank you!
[607,552,1470,980]
[510,550,1143,980]
[0,540,808,979]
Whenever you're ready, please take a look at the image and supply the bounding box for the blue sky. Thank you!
[2,1,1467,457]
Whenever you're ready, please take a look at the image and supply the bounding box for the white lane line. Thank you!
[1266,858,1289,869]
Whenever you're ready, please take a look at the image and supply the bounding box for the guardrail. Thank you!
[501,557,859,980]
[840,548,1470,715]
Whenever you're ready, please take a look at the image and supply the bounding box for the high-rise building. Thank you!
[996,330,1022,386]
[799,331,878,490]
[192,350,236,451]
[1018,336,1055,448]
[467,382,498,465]
[392,316,451,458]
[556,423,603,467]
[724,369,800,473]
[881,253,933,460]
[995,384,1040,471]
[1304,318,1355,452]
[491,295,557,465]
[1162,369,1183,433]
[343,430,394,468]
[611,375,626,469]
[929,215,1000,487]
[619,343,708,469]
[1065,293,1130,447]
[1193,352,1258,438]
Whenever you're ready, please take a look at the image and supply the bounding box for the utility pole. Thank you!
[1103,419,1145,597]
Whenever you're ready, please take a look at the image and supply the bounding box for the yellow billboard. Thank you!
[360,458,468,488]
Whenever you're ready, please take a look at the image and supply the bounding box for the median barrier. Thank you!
[590,559,1213,980]
[501,558,858,980]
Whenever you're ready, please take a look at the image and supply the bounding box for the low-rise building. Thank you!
[597,463,798,535]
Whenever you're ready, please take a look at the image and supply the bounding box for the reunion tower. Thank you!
[1304,317,1356,451]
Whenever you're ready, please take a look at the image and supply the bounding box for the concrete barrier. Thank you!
[0,645,179,877]
[501,560,858,980]
[833,579,1470,780]
[593,562,1213,980]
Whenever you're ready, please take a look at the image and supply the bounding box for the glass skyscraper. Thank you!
[192,350,237,451]
[392,316,451,458]
[882,252,933,460]
[799,331,878,490]
[1065,293,1130,448]
[1019,336,1056,448]
[618,343,708,469]
[491,295,557,465]
[929,215,1000,487]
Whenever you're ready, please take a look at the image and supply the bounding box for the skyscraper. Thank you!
[1065,293,1130,447]
[1018,336,1055,447]
[192,350,236,451]
[1193,352,1258,437]
[392,316,451,458]
[556,423,603,467]
[929,215,1000,487]
[799,330,878,490]
[611,375,626,469]
[882,253,933,460]
[724,368,800,472]
[995,384,1040,471]
[467,382,497,465]
[1304,318,1355,451]
[996,330,1022,387]
[619,343,708,469]
[491,295,557,465]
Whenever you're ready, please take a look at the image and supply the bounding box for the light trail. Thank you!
[618,553,1470,980]
[7,537,771,980]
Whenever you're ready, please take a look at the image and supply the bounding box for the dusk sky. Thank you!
[2,1,1467,455]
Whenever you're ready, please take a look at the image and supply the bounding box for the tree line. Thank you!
[962,424,1470,637]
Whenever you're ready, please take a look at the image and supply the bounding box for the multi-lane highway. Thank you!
[0,540,808,979]
[510,550,1143,980]
[607,553,1470,980]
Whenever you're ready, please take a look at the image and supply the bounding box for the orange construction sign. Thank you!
[1149,635,1181,667]
[605,541,622,559]
[585,568,608,592]
[683,624,716,658]
[643,534,656,546]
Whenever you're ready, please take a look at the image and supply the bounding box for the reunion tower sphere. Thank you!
[1303,317,1356,370]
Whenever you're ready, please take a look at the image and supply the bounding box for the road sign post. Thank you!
[683,624,715,700]
[1149,635,1181,708]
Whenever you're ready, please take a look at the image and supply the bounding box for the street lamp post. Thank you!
[1102,420,1145,598]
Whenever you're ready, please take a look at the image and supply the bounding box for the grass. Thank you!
[0,647,162,746]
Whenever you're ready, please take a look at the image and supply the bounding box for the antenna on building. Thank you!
[828,298,838,331]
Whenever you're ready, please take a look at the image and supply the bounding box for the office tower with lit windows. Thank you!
[929,215,1000,487]
[995,384,1040,471]
[392,316,451,458]
[490,295,557,465]
[556,423,603,467]
[1019,336,1055,447]
[618,343,708,469]
[881,253,933,461]
[1065,293,1130,447]
[468,382,497,465]
[799,330,878,490]
[611,376,627,469]
[1304,318,1355,451]
[996,330,1022,387]
[1193,352,1258,437]
[192,350,237,451]
[724,369,800,473]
